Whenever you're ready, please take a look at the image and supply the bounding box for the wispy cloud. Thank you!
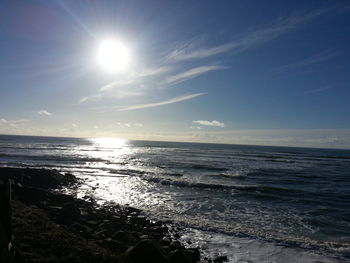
[135,67,171,78]
[0,118,31,135]
[166,8,330,62]
[117,93,205,111]
[78,96,90,104]
[77,67,170,104]
[301,86,333,95]
[0,118,30,127]
[100,79,135,92]
[117,122,143,128]
[166,42,237,62]
[35,110,53,116]
[192,120,225,128]
[100,67,170,92]
[166,65,229,85]
[78,90,144,104]
[276,49,338,72]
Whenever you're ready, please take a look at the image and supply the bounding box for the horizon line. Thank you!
[1,132,349,151]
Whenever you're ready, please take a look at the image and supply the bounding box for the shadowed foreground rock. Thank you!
[169,249,194,263]
[1,168,206,263]
[123,239,168,263]
[0,179,15,262]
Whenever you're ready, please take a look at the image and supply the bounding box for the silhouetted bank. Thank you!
[0,168,221,263]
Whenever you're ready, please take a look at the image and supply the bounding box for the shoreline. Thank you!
[0,167,223,263]
[1,166,348,262]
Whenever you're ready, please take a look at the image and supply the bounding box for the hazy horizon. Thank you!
[2,133,350,151]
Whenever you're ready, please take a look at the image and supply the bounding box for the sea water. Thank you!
[0,135,349,262]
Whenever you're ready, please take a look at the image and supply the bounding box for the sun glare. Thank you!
[98,40,130,72]
[91,137,127,149]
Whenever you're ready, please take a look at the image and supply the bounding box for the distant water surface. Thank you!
[1,135,349,262]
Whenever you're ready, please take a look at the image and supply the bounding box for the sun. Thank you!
[97,40,130,72]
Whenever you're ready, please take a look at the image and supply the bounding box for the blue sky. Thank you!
[1,0,350,148]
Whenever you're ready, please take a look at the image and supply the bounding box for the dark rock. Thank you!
[213,255,228,263]
[153,225,168,233]
[94,230,107,239]
[100,221,120,232]
[16,186,47,202]
[159,238,171,246]
[123,239,168,263]
[40,200,47,206]
[68,223,85,231]
[1,168,76,189]
[204,256,214,263]
[169,250,192,263]
[149,221,163,228]
[169,241,183,250]
[184,248,201,262]
[61,202,80,220]
[86,220,99,225]
[113,231,138,243]
[161,246,171,254]
[131,215,147,225]
[64,173,76,182]
[97,238,123,249]
[50,193,74,204]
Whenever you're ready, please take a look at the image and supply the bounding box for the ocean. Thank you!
[0,134,349,262]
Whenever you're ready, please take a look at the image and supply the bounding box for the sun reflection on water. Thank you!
[90,137,128,149]
[85,138,134,166]
[63,138,174,219]
[73,137,155,207]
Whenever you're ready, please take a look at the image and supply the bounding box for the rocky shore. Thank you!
[0,167,226,263]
